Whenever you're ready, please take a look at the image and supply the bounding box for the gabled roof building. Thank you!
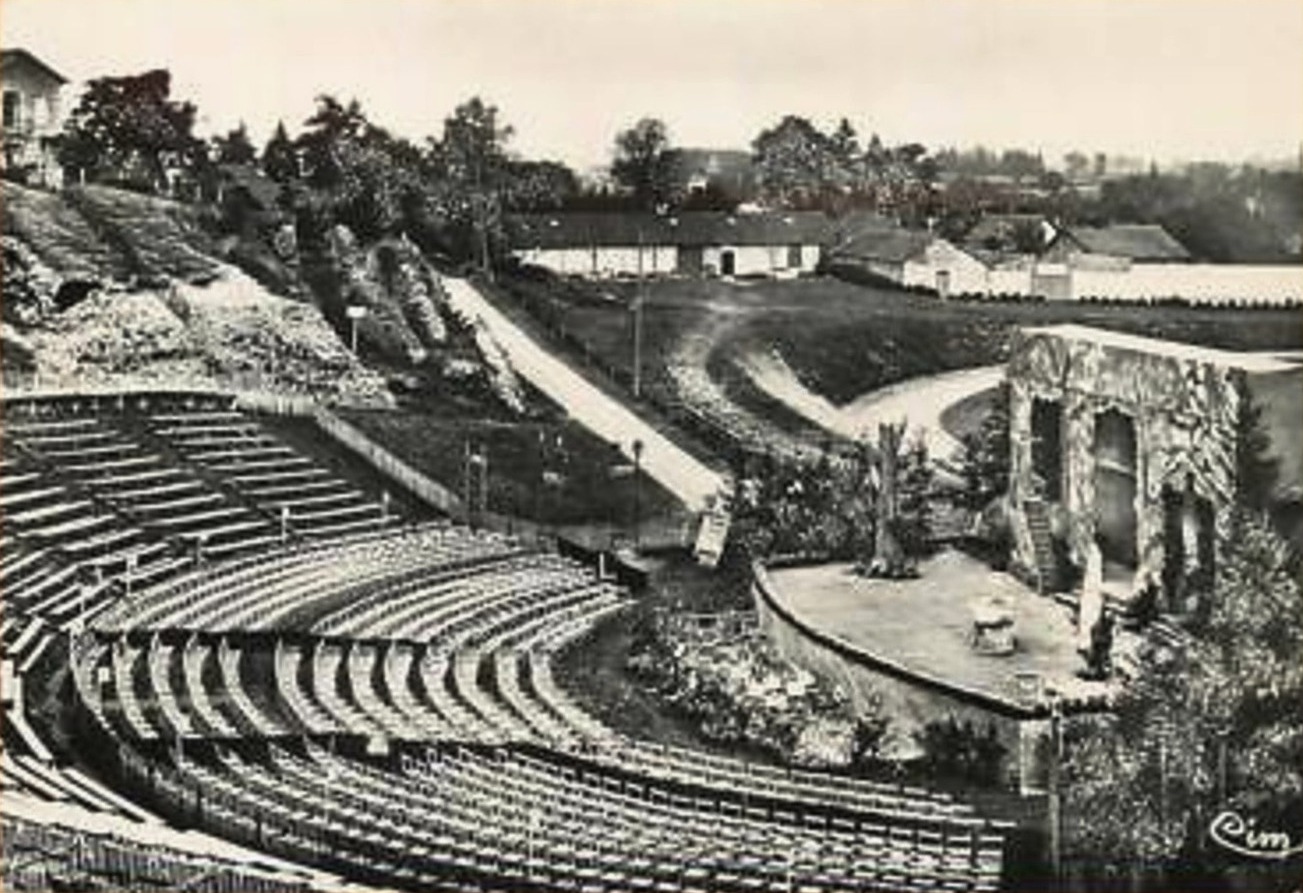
[1045,224,1192,264]
[1,48,69,187]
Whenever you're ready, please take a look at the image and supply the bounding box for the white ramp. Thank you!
[441,278,726,512]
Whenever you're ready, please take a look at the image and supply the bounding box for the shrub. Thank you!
[915,716,1007,787]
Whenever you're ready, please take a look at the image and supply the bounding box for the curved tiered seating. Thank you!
[2,814,311,893]
[4,395,1011,892]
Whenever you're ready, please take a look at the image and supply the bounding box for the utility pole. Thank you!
[632,227,645,399]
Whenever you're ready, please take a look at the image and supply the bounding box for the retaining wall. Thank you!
[751,563,1050,792]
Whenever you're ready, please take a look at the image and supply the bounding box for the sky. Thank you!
[4,0,1301,171]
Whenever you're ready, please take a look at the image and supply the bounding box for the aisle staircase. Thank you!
[1023,499,1058,594]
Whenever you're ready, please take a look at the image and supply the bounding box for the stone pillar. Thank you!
[1008,381,1038,579]
[1063,392,1097,568]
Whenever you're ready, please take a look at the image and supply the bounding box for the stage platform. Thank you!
[766,550,1119,712]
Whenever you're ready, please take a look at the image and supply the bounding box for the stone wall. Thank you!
[1007,328,1243,594]
[751,564,1046,792]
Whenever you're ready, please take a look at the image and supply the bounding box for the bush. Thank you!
[915,716,1007,787]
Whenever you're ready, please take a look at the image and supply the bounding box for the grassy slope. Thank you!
[510,272,1303,415]
[336,408,689,533]
[2,181,129,281]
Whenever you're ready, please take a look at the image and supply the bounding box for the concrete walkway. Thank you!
[739,349,1003,460]
[442,277,726,512]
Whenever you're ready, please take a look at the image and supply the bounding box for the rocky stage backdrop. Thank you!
[1005,326,1250,599]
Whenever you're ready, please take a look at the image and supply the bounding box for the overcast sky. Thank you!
[5,0,1301,170]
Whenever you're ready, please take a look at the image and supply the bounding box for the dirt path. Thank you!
[665,310,825,466]
[739,349,1003,461]
[442,277,727,512]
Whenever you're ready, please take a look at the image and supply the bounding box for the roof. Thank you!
[509,211,832,249]
[963,214,1052,247]
[1021,324,1301,373]
[1056,224,1191,262]
[833,227,934,264]
[0,48,68,86]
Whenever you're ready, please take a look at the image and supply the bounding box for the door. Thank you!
[720,250,735,277]
[935,269,951,299]
[1094,409,1138,567]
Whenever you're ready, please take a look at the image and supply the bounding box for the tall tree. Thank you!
[261,121,298,183]
[212,121,257,166]
[436,96,515,275]
[751,115,835,209]
[610,117,675,210]
[57,69,206,191]
[296,95,370,189]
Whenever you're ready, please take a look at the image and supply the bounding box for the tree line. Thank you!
[46,68,1302,267]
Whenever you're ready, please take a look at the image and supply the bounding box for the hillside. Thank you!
[0,182,537,414]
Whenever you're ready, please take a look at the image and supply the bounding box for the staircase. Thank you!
[1023,499,1058,593]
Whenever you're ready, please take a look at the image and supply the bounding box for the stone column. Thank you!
[1063,391,1097,567]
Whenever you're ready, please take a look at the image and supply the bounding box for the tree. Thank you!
[503,159,580,211]
[57,69,206,191]
[751,115,835,208]
[859,422,933,578]
[610,117,676,210]
[212,122,257,166]
[1063,513,1303,884]
[1235,389,1280,513]
[958,382,1010,511]
[296,95,370,189]
[435,96,515,274]
[284,96,433,244]
[1064,151,1091,181]
[262,121,298,183]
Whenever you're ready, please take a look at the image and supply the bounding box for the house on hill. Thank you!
[508,211,829,278]
[830,227,989,297]
[1006,324,1303,609]
[1,48,68,187]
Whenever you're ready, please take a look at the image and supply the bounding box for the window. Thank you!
[2,91,20,129]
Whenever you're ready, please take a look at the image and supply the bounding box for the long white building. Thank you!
[508,211,830,279]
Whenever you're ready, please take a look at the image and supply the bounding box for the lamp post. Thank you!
[345,304,368,354]
[631,438,644,550]
[465,441,488,529]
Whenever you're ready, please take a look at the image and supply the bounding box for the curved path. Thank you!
[442,277,726,512]
[740,350,1003,461]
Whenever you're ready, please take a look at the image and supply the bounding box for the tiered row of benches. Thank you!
[70,518,1009,891]
[1,814,310,893]
[1,394,411,847]
[148,410,394,540]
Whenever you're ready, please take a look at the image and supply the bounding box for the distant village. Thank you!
[5,46,1302,307]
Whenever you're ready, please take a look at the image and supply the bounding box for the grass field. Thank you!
[498,271,1303,435]
[337,408,689,535]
